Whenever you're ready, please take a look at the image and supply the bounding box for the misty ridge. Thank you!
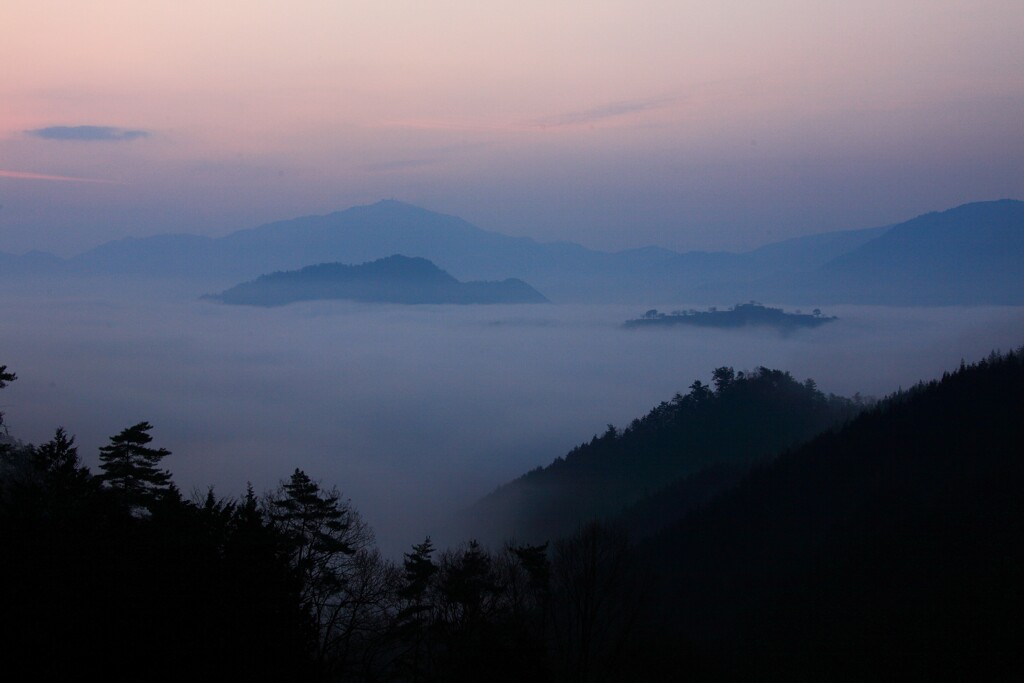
[1,196,1024,679]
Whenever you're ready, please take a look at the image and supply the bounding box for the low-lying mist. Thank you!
[3,285,1023,556]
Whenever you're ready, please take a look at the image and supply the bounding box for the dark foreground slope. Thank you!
[645,348,1024,680]
[208,254,548,306]
[463,368,862,544]
[2,348,1021,680]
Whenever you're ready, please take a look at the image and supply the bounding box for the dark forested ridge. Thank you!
[2,349,1023,680]
[463,365,864,545]
[207,254,549,306]
[641,347,1024,680]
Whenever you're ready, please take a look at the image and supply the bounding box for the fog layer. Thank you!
[2,287,1022,555]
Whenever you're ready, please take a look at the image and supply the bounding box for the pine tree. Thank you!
[267,468,376,667]
[32,428,90,487]
[401,537,439,604]
[395,537,439,679]
[97,421,172,512]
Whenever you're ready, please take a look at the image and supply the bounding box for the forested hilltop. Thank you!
[207,254,548,306]
[623,302,837,331]
[2,349,1022,680]
[463,365,865,544]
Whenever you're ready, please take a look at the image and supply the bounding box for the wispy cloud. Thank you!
[0,169,121,184]
[27,125,150,141]
[377,98,677,134]
[531,95,678,129]
[361,157,441,173]
[361,142,488,173]
[376,118,513,133]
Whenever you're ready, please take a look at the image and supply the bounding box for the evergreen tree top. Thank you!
[97,421,173,512]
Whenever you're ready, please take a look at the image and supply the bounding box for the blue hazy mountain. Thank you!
[3,198,1021,304]
[759,199,1024,304]
[207,255,548,306]
[0,250,64,275]
[814,199,1024,303]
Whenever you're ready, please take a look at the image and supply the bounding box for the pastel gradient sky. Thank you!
[2,0,1023,255]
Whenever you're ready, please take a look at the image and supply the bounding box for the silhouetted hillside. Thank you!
[207,255,549,306]
[463,367,862,544]
[644,347,1024,680]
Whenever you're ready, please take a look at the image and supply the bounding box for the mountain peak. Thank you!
[347,198,449,219]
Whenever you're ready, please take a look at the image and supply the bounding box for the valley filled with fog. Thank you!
[3,286,1022,556]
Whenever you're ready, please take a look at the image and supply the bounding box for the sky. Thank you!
[2,0,1023,256]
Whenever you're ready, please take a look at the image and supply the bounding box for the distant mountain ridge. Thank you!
[788,199,1024,304]
[207,255,548,306]
[3,198,1021,305]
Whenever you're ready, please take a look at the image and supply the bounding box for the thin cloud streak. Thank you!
[375,118,519,133]
[0,169,121,184]
[27,126,150,142]
[374,101,674,134]
[375,92,683,134]
[361,157,442,173]
[531,95,679,129]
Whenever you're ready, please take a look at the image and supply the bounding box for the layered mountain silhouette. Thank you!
[206,255,548,306]
[3,198,1021,304]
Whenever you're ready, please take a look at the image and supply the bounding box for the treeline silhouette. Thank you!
[2,349,1023,680]
[0,369,642,681]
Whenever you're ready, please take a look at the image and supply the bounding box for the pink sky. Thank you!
[2,0,1023,255]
